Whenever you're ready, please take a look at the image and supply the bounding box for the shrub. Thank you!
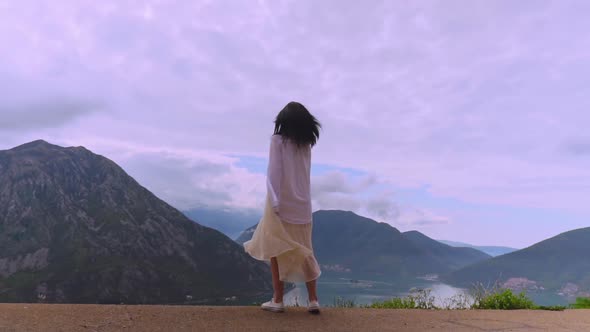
[408,288,437,309]
[369,297,417,309]
[571,297,590,309]
[439,293,472,310]
[472,289,535,310]
[535,305,566,311]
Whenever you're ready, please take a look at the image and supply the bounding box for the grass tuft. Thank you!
[369,288,437,309]
[332,297,356,308]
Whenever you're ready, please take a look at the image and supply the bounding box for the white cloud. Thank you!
[396,207,452,227]
[311,171,451,229]
[57,138,268,211]
[312,171,376,194]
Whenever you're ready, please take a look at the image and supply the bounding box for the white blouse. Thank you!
[266,134,313,224]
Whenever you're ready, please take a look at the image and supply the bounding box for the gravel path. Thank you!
[1,304,589,331]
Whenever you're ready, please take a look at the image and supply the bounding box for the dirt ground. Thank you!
[1,304,589,332]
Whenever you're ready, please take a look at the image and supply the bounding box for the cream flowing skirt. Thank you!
[243,196,321,283]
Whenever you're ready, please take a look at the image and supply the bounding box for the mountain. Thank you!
[403,231,492,271]
[0,140,271,304]
[235,225,257,244]
[437,240,518,257]
[184,208,261,240]
[445,227,590,293]
[236,210,490,280]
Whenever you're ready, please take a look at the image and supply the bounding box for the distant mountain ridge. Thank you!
[445,227,590,294]
[184,208,261,240]
[0,140,271,304]
[402,231,493,271]
[237,210,491,280]
[437,240,518,257]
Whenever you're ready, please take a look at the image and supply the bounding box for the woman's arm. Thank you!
[267,136,282,214]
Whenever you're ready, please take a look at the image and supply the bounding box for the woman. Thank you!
[244,101,322,314]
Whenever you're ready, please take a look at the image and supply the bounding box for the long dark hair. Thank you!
[273,101,321,148]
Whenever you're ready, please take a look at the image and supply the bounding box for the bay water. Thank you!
[283,276,571,307]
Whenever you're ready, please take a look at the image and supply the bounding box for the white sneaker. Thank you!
[308,300,320,314]
[261,299,285,313]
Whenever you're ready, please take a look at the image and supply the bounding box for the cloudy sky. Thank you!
[1,0,589,247]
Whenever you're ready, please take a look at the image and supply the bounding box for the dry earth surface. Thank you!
[1,304,589,332]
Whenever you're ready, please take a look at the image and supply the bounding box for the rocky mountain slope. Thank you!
[0,140,271,304]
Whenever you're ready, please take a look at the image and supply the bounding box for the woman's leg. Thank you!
[305,279,318,302]
[270,257,284,302]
